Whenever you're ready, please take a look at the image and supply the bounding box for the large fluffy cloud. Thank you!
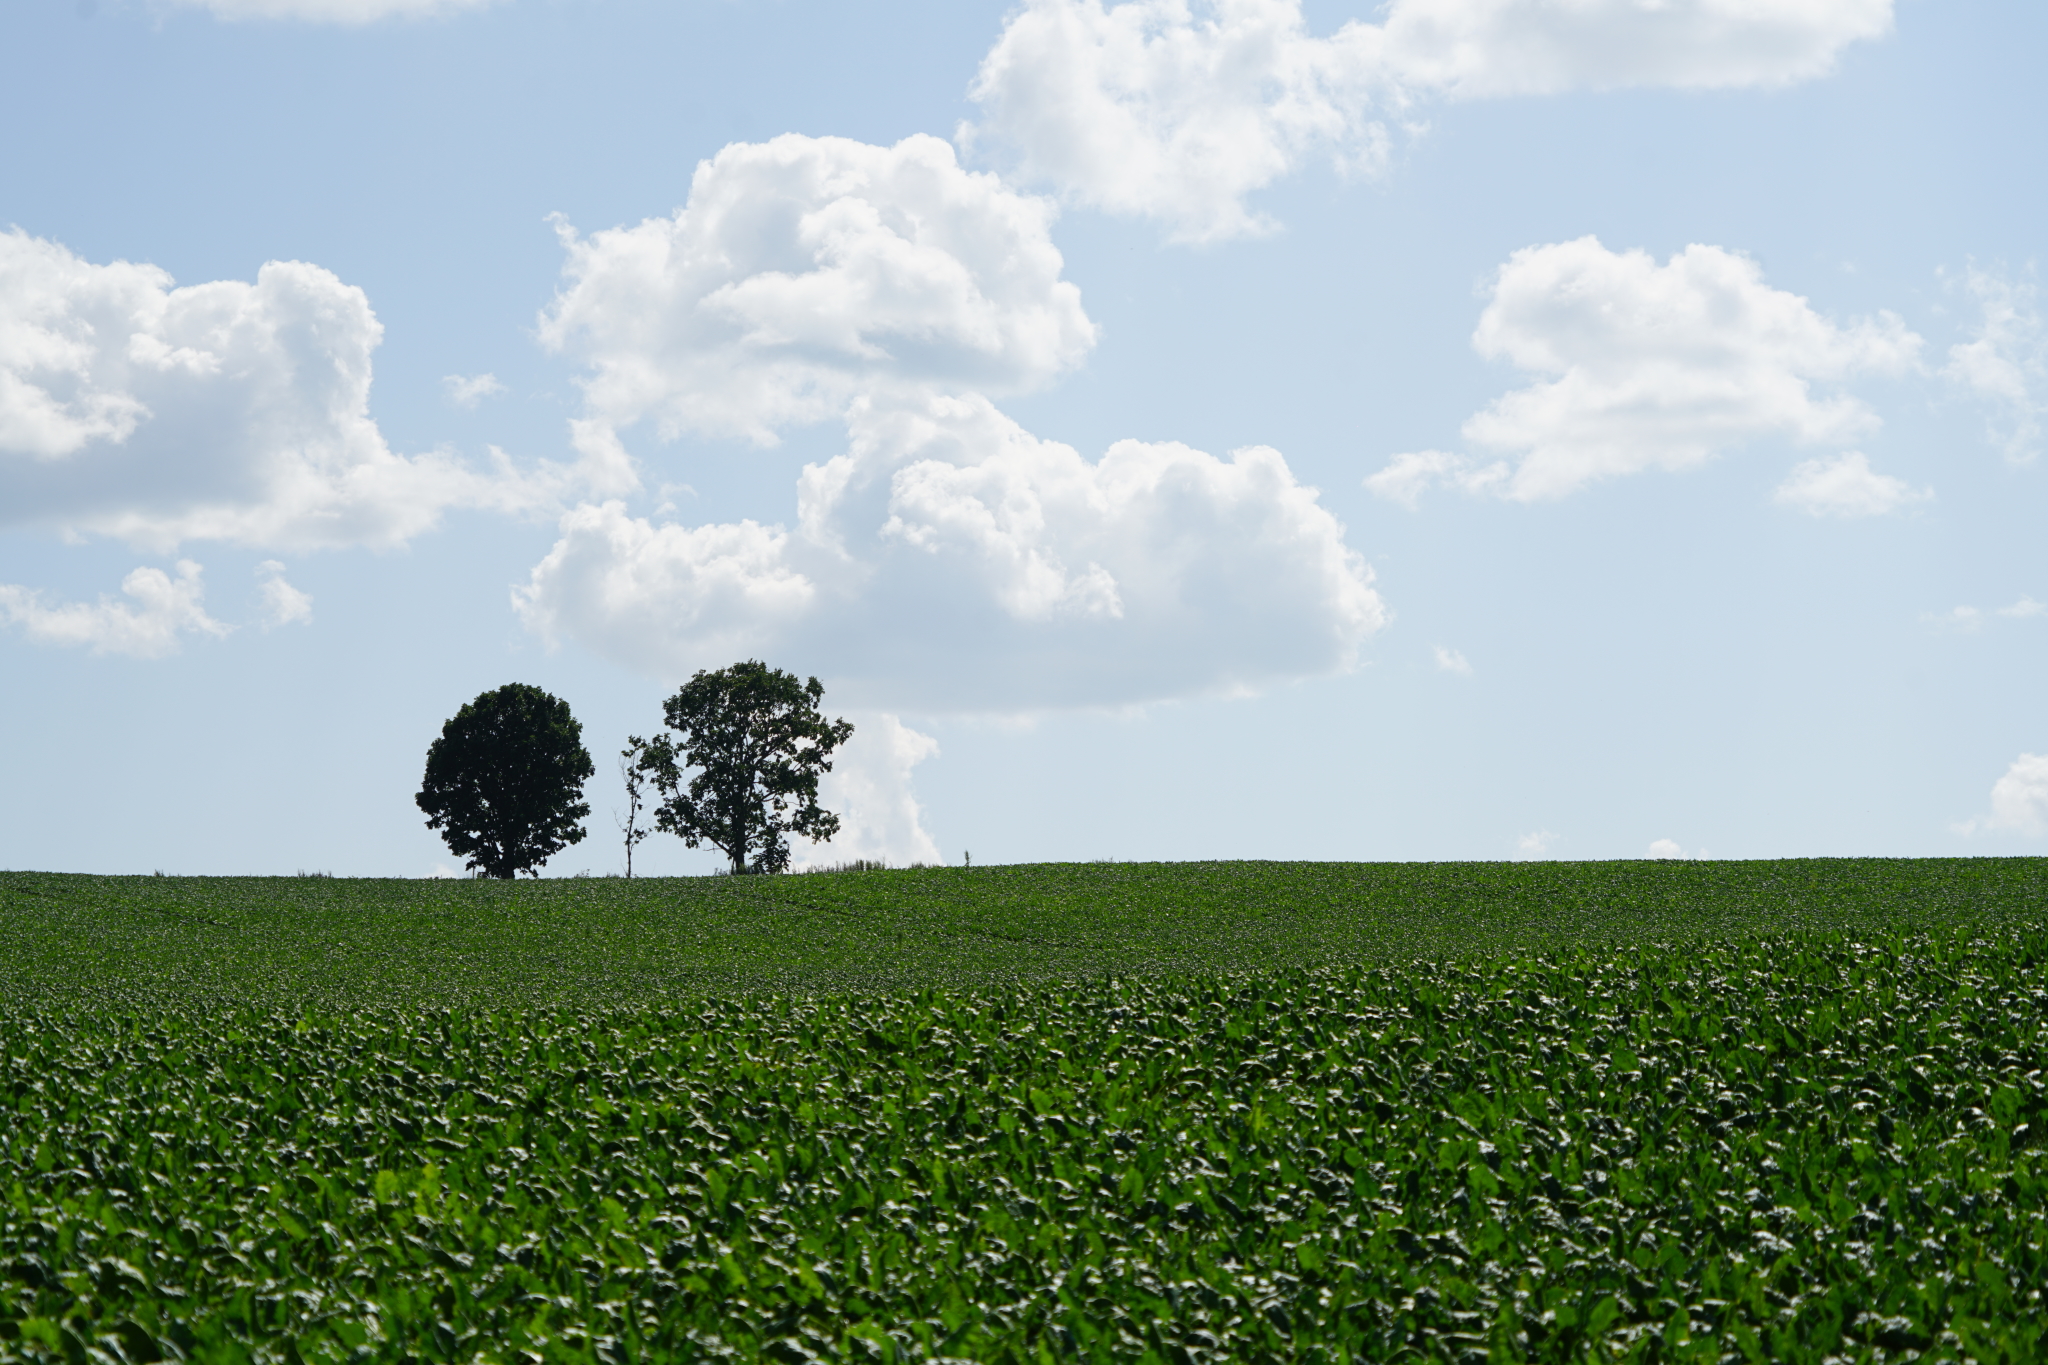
[538,135,1096,445]
[964,0,1388,242]
[1368,238,1922,502]
[516,395,1383,711]
[964,0,1893,240]
[0,229,613,553]
[532,134,1379,711]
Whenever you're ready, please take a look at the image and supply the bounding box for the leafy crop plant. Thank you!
[0,859,2043,1361]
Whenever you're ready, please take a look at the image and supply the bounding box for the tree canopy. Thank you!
[636,660,854,874]
[416,683,594,878]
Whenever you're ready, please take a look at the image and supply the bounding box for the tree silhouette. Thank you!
[636,661,854,874]
[416,683,593,878]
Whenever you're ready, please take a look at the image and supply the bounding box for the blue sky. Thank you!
[2,0,2042,875]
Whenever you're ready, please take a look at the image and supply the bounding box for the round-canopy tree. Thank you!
[416,683,594,878]
[635,660,854,875]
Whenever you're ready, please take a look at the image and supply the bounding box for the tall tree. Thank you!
[637,661,854,874]
[416,683,594,878]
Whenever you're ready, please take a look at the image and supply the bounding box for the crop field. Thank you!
[0,860,2044,1362]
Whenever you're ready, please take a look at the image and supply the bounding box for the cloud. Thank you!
[442,373,507,409]
[1646,838,1685,859]
[539,134,1095,446]
[1772,451,1928,518]
[0,229,619,553]
[1926,596,2042,633]
[1433,644,1471,675]
[530,133,1381,713]
[1515,830,1555,858]
[1944,264,2044,464]
[0,560,228,658]
[1930,605,1984,633]
[796,714,945,868]
[516,394,1384,712]
[255,560,313,628]
[1368,238,1921,503]
[1999,596,2046,619]
[963,0,1391,243]
[1364,450,1508,508]
[164,0,497,21]
[1958,752,2048,838]
[963,0,1892,240]
[1375,0,1892,99]
[518,507,815,671]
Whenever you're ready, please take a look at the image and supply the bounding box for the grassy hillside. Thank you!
[0,860,2044,1362]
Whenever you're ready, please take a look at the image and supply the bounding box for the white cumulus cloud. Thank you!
[964,0,1892,240]
[517,507,815,671]
[1515,830,1555,858]
[1433,644,1471,674]
[530,133,1382,713]
[255,560,313,628]
[539,134,1095,447]
[964,0,1391,243]
[1772,451,1928,518]
[796,714,945,868]
[1646,838,1686,859]
[0,561,228,658]
[1944,265,2044,464]
[1369,238,1921,503]
[1959,752,2048,838]
[516,395,1383,712]
[165,0,497,22]
[0,229,619,553]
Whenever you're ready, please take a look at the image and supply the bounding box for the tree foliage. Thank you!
[637,660,854,874]
[415,683,594,878]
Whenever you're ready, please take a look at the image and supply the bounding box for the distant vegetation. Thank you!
[424,661,854,880]
[415,682,594,879]
[1,859,2043,1360]
[628,660,855,876]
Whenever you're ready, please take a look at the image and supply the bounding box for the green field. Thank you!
[1,860,2044,1362]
